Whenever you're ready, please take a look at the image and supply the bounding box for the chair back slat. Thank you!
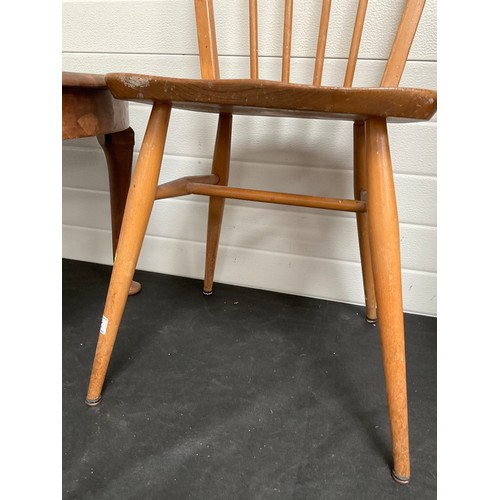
[194,0,220,79]
[312,0,332,86]
[281,0,293,83]
[343,0,368,87]
[249,0,259,79]
[380,0,426,87]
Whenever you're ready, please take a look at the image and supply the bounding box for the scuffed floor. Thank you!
[62,259,436,499]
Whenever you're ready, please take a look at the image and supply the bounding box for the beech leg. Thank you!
[365,117,410,483]
[98,127,141,295]
[86,103,172,405]
[353,121,377,322]
[203,113,233,295]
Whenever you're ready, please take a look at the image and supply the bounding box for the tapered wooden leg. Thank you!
[353,121,377,322]
[203,113,233,295]
[365,117,410,483]
[98,127,141,295]
[86,103,171,405]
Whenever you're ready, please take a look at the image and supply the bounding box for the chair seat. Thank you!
[105,73,436,122]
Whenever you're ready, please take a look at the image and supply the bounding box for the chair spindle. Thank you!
[381,0,426,87]
[343,0,368,87]
[281,0,293,82]
[194,0,220,79]
[312,0,332,86]
[249,0,259,79]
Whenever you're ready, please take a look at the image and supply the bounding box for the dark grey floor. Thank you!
[62,258,436,499]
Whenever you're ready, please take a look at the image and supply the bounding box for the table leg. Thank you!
[98,127,141,295]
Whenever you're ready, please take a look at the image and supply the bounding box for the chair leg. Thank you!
[353,121,377,322]
[203,113,233,295]
[85,103,172,406]
[98,127,141,296]
[365,117,410,483]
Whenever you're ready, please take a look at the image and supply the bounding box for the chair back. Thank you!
[193,0,426,88]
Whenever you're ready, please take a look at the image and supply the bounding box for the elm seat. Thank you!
[106,74,437,122]
[85,0,436,485]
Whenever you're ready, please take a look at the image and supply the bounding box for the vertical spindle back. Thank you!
[194,0,426,88]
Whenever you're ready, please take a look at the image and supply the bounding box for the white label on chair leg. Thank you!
[100,315,109,335]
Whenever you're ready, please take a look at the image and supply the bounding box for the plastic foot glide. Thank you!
[85,395,102,407]
[391,470,410,485]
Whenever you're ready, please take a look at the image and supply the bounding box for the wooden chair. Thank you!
[84,0,436,484]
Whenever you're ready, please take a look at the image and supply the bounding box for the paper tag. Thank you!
[100,315,109,335]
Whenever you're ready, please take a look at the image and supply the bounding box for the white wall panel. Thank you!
[62,181,436,272]
[62,0,436,61]
[62,224,436,315]
[62,0,437,315]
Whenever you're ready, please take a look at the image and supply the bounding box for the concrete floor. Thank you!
[62,259,436,499]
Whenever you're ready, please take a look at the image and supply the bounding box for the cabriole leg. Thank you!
[98,127,141,295]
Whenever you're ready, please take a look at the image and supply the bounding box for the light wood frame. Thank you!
[84,0,436,485]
